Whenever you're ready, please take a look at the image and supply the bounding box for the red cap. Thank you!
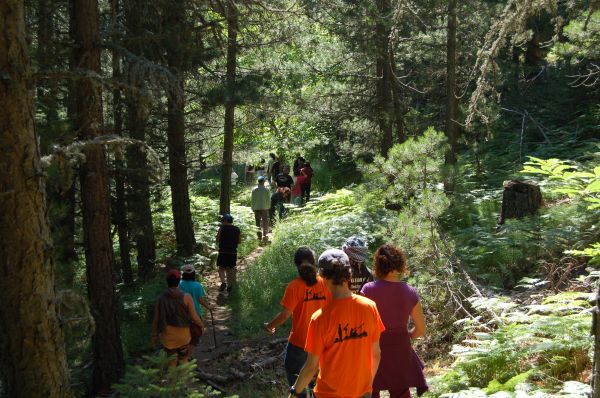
[165,268,181,279]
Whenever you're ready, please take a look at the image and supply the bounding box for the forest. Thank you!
[1,0,599,397]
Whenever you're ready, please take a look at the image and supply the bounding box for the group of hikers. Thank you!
[250,153,314,243]
[152,227,428,398]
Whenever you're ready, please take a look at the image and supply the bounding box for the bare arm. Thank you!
[215,228,221,246]
[198,297,213,311]
[409,302,426,339]
[371,340,381,382]
[289,353,319,397]
[264,307,292,334]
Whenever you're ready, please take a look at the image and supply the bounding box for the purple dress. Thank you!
[360,280,428,395]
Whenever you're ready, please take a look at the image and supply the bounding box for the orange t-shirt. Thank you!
[281,276,331,349]
[305,294,385,398]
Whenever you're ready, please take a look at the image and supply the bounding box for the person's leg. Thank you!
[306,184,311,202]
[284,343,310,397]
[225,267,237,291]
[389,389,411,398]
[254,211,262,240]
[260,210,269,237]
[218,267,227,291]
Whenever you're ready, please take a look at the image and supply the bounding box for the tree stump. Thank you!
[498,180,543,225]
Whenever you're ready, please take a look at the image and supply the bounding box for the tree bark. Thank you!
[36,0,60,128]
[219,0,238,215]
[124,0,156,277]
[445,0,459,164]
[112,40,134,285]
[165,1,196,256]
[498,180,543,225]
[390,52,406,144]
[375,0,394,157]
[72,0,125,393]
[0,1,74,396]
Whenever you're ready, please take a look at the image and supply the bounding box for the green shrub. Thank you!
[113,351,233,398]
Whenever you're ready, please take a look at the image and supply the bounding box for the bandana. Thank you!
[342,236,369,264]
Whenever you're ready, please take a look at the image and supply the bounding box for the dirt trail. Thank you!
[192,244,288,397]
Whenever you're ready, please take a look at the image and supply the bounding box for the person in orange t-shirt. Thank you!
[265,247,331,398]
[289,249,385,398]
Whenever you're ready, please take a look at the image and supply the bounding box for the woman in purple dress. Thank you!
[360,244,428,398]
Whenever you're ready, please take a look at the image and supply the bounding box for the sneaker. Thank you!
[219,283,227,292]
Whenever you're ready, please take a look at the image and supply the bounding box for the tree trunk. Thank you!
[36,0,59,127]
[126,98,157,276]
[390,52,406,144]
[124,0,156,277]
[498,180,543,225]
[0,1,74,396]
[219,0,238,215]
[165,3,196,256]
[445,0,459,165]
[375,0,394,157]
[593,292,600,398]
[112,42,134,284]
[72,0,125,393]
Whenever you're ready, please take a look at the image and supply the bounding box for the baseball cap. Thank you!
[318,249,350,270]
[222,214,234,223]
[165,268,181,279]
[258,176,266,183]
[181,264,195,274]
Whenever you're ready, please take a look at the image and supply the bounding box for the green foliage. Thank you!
[152,189,258,259]
[113,351,227,398]
[361,127,449,206]
[119,276,166,356]
[433,291,592,396]
[522,155,600,265]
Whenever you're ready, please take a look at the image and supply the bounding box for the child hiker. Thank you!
[215,214,241,293]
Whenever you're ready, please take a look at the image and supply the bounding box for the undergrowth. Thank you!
[431,290,593,397]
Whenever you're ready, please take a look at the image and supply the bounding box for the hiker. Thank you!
[291,171,307,206]
[245,164,255,184]
[151,269,204,366]
[216,214,241,293]
[342,236,374,293]
[251,176,271,242]
[270,187,290,223]
[264,247,331,398]
[275,165,294,190]
[179,264,213,324]
[292,153,305,183]
[269,153,281,184]
[288,249,385,398]
[300,162,313,203]
[360,244,428,398]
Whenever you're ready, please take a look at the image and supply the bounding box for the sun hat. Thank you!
[181,264,195,274]
[318,249,350,270]
[165,268,181,279]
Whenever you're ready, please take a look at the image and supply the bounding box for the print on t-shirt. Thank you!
[334,322,368,344]
[303,288,327,302]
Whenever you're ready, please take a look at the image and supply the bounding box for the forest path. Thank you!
[192,242,289,396]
